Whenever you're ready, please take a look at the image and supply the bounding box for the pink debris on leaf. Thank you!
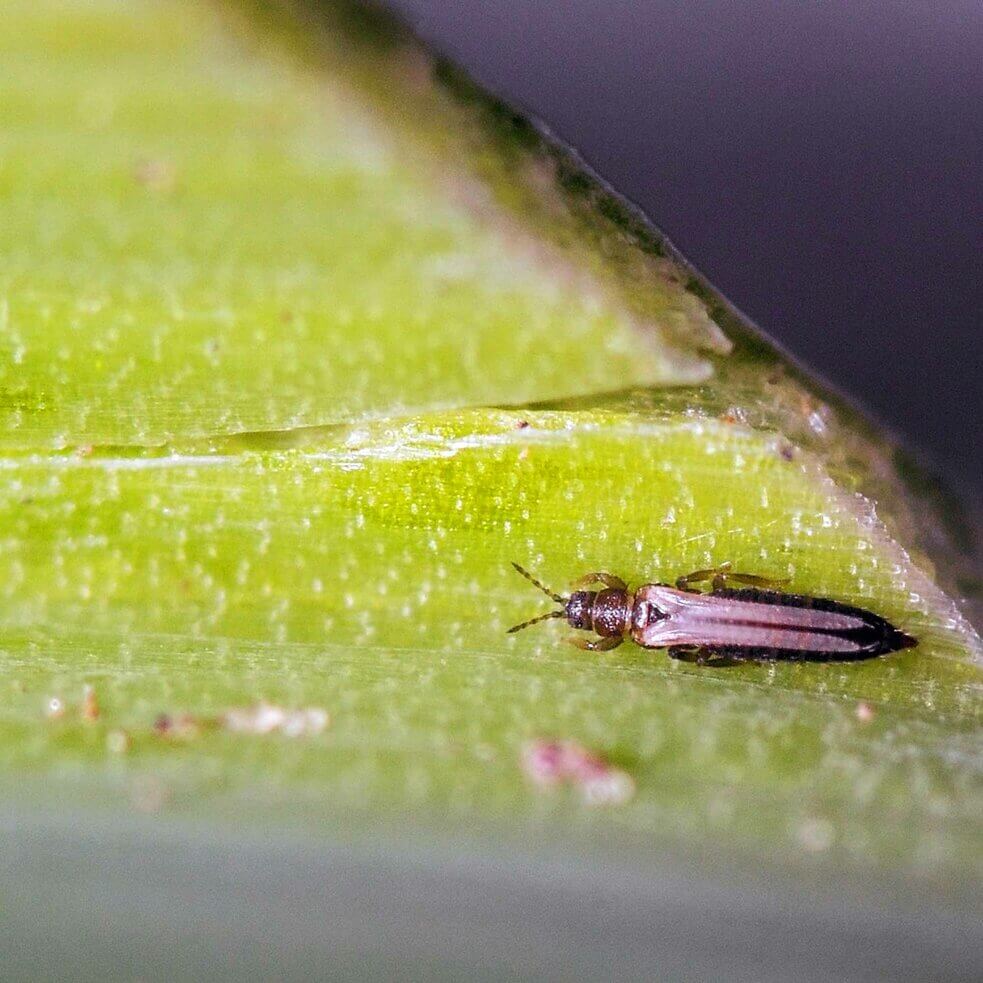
[522,740,635,806]
[855,701,876,723]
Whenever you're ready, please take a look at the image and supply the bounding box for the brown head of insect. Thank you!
[508,562,635,651]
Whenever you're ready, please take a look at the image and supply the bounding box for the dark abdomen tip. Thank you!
[888,629,918,653]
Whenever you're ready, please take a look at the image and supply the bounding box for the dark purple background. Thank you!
[388,0,982,492]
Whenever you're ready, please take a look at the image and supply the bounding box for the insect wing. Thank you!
[632,585,901,657]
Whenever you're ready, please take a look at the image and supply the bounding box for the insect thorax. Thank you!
[590,588,631,637]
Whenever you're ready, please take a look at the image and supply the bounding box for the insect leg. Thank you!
[711,570,789,591]
[668,645,744,668]
[676,562,787,592]
[667,644,702,660]
[570,572,627,591]
[567,635,623,652]
[675,564,730,591]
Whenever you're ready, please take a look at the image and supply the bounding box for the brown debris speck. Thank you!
[153,712,204,741]
[522,740,635,806]
[150,703,330,743]
[720,406,748,426]
[81,685,100,722]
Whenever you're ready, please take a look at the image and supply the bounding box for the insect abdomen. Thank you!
[708,587,916,660]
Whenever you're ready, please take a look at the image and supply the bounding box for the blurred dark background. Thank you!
[388,0,982,493]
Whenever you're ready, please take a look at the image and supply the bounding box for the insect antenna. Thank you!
[507,609,565,634]
[508,562,568,635]
[510,562,565,604]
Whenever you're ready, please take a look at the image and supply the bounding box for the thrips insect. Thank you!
[508,562,916,664]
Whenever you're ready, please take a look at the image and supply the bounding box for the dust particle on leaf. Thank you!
[106,729,130,754]
[130,776,169,814]
[222,703,330,738]
[797,818,834,853]
[132,157,176,192]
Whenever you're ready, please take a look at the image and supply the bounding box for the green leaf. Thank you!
[1,0,980,972]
